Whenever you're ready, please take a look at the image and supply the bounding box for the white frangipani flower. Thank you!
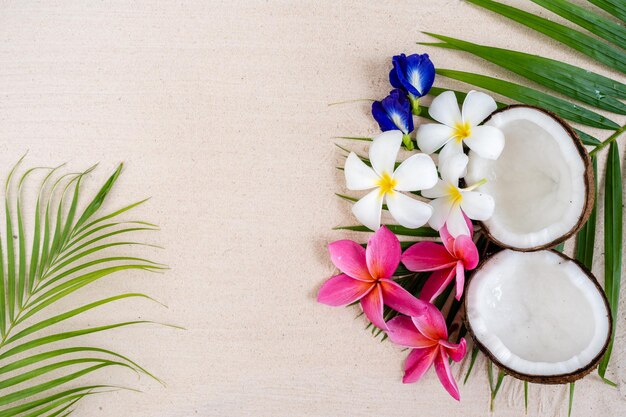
[344,130,438,231]
[416,90,505,164]
[422,153,494,237]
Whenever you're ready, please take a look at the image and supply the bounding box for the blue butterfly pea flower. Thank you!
[389,53,435,115]
[372,89,414,150]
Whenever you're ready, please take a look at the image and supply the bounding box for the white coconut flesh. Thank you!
[466,250,610,378]
[466,106,588,250]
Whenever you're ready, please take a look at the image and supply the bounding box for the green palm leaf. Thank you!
[21,394,83,417]
[0,160,168,415]
[466,0,626,74]
[333,224,438,237]
[531,0,626,48]
[436,68,620,130]
[568,382,575,417]
[586,0,626,23]
[598,142,623,379]
[524,381,529,413]
[421,33,626,111]
[0,347,160,383]
[576,157,598,269]
[0,386,106,417]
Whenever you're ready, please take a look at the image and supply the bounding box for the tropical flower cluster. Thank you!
[318,53,506,400]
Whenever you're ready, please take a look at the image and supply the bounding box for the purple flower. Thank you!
[389,53,435,114]
[372,89,414,149]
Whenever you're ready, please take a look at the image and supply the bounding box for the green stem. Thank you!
[327,98,375,106]
[409,94,421,116]
[589,124,626,157]
[402,134,414,151]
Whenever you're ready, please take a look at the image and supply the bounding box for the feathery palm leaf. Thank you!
[0,159,166,416]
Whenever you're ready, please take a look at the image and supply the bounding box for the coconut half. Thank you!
[466,105,594,251]
[465,249,611,383]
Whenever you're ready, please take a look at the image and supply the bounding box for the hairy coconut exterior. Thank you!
[464,249,612,384]
[479,105,595,252]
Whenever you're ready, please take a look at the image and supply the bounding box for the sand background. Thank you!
[0,1,625,416]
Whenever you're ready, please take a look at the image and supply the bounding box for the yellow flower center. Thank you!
[376,172,397,196]
[447,183,463,204]
[453,120,472,142]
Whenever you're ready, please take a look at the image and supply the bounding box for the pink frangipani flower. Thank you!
[317,226,428,330]
[401,217,478,302]
[386,304,467,400]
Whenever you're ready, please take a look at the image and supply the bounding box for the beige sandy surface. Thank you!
[0,1,625,416]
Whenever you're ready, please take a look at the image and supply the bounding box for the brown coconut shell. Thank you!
[463,249,612,384]
[478,105,595,252]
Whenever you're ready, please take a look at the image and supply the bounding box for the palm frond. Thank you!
[0,160,167,415]
[333,224,438,237]
[586,0,626,23]
[421,33,626,110]
[576,157,598,269]
[466,0,626,73]
[598,142,623,380]
[531,0,626,48]
[436,68,620,130]
[568,382,575,417]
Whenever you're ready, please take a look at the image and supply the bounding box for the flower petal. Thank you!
[434,348,461,400]
[401,242,457,272]
[455,261,465,301]
[453,234,479,270]
[446,205,470,238]
[328,240,372,280]
[386,192,433,229]
[381,89,414,134]
[428,91,461,127]
[386,316,438,348]
[389,65,402,91]
[460,191,495,221]
[419,267,456,303]
[416,124,454,154]
[352,189,384,231]
[427,197,454,231]
[380,279,429,317]
[462,90,497,126]
[438,139,464,169]
[412,302,448,340]
[371,101,398,132]
[366,225,401,279]
[441,213,473,250]
[405,54,435,97]
[440,153,468,185]
[360,284,386,330]
[441,337,467,362]
[317,274,374,306]
[344,153,379,191]
[463,125,505,160]
[403,348,438,384]
[421,179,449,199]
[393,154,437,192]
[438,223,455,255]
[369,130,403,176]
[390,53,435,97]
